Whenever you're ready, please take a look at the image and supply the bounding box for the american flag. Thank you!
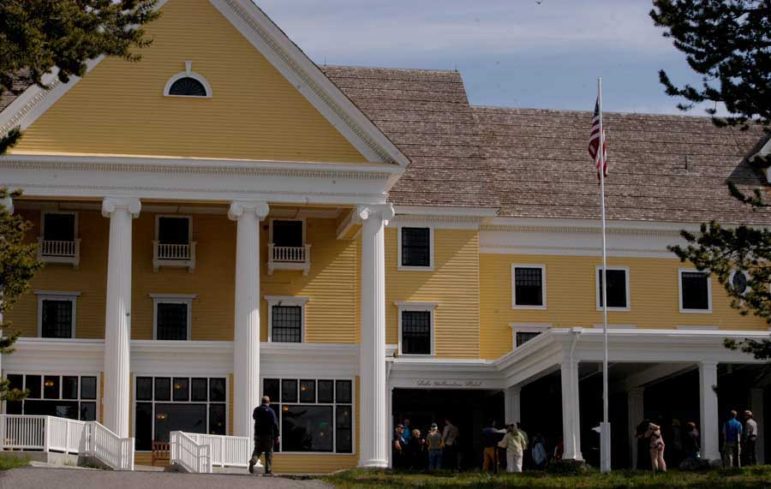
[588,98,607,179]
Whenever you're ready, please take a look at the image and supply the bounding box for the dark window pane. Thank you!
[401,310,431,355]
[281,405,333,453]
[80,402,97,421]
[300,380,315,403]
[26,375,41,398]
[191,378,208,402]
[41,300,73,338]
[173,378,189,402]
[155,378,171,401]
[7,375,23,391]
[335,380,352,404]
[282,380,298,403]
[336,405,353,453]
[43,376,60,399]
[317,380,334,404]
[515,331,541,347]
[156,303,188,340]
[401,227,431,267]
[169,77,207,97]
[209,378,226,402]
[514,267,544,306]
[154,404,207,443]
[158,217,190,245]
[263,379,280,404]
[6,401,22,414]
[136,377,153,401]
[43,213,75,241]
[135,402,153,450]
[272,220,303,247]
[209,404,226,435]
[81,377,97,400]
[62,376,78,400]
[732,271,748,294]
[682,272,710,310]
[598,269,627,308]
[25,400,78,419]
[271,306,302,343]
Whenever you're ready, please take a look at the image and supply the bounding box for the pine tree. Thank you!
[652,0,771,359]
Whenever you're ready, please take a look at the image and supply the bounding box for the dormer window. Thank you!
[153,216,196,272]
[38,211,80,268]
[268,219,310,275]
[163,61,212,98]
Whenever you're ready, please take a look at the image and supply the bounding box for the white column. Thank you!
[627,387,644,469]
[504,386,521,425]
[561,358,583,460]
[228,201,269,437]
[750,388,765,464]
[699,360,720,461]
[0,195,13,377]
[102,197,141,438]
[357,204,393,469]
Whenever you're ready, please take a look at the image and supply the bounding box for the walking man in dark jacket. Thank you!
[249,396,279,475]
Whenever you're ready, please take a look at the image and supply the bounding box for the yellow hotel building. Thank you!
[0,0,769,473]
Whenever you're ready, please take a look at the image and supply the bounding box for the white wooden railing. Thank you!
[183,433,252,469]
[152,241,197,271]
[170,431,212,473]
[37,238,80,267]
[0,415,133,470]
[268,244,311,275]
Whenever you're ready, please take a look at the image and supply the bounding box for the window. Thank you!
[266,296,308,343]
[163,63,212,98]
[153,216,195,271]
[397,303,436,356]
[680,270,711,312]
[157,216,191,246]
[42,212,76,242]
[730,270,749,295]
[36,292,78,338]
[38,212,79,265]
[596,267,629,310]
[271,220,304,247]
[262,378,353,454]
[134,376,227,451]
[512,265,546,308]
[152,295,194,340]
[511,324,550,349]
[399,227,432,269]
[6,374,97,421]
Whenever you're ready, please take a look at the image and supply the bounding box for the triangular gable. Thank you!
[0,0,409,166]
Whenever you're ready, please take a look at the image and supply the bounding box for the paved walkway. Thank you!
[0,467,333,489]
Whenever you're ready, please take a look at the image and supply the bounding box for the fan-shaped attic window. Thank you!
[163,61,212,98]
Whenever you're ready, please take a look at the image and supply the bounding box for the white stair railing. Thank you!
[170,431,212,473]
[85,421,135,471]
[184,433,253,469]
[0,415,46,450]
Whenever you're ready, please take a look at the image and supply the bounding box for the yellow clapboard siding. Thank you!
[10,0,366,163]
[385,228,481,359]
[479,254,769,359]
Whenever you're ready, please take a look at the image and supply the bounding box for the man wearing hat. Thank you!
[743,410,758,466]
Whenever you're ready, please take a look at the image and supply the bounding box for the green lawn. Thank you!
[325,466,771,489]
[0,454,29,471]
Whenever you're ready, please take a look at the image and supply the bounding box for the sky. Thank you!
[256,0,710,115]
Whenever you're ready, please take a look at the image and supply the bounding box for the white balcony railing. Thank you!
[268,244,311,275]
[37,238,80,268]
[170,431,212,473]
[153,241,197,272]
[183,433,254,469]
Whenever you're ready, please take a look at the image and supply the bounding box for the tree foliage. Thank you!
[0,0,159,154]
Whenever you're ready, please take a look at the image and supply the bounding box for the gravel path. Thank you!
[0,467,333,489]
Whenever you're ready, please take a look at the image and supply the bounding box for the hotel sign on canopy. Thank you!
[416,379,485,388]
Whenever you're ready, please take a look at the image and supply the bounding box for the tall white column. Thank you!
[750,388,765,464]
[102,197,140,438]
[229,201,269,437]
[699,360,720,461]
[357,204,393,468]
[0,195,14,377]
[504,386,521,425]
[561,359,583,460]
[627,387,645,469]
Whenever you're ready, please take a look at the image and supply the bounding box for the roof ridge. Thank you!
[321,64,459,75]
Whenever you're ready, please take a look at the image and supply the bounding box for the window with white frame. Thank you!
[512,265,546,308]
[596,267,630,310]
[152,295,194,340]
[397,303,435,355]
[262,378,353,454]
[157,216,192,247]
[399,227,432,269]
[680,270,711,312]
[511,324,550,349]
[271,220,304,248]
[36,292,78,338]
[267,296,308,343]
[729,269,750,295]
[5,373,97,421]
[42,211,77,243]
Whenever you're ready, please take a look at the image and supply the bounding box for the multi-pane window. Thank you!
[272,220,304,247]
[400,310,432,355]
[168,77,207,97]
[680,271,711,311]
[37,294,77,338]
[262,378,353,454]
[157,216,190,245]
[271,305,302,343]
[515,331,541,347]
[153,297,192,340]
[597,268,629,309]
[513,266,545,307]
[134,376,227,451]
[5,374,97,421]
[400,227,431,268]
[42,212,76,242]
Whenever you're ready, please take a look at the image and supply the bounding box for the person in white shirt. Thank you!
[743,410,758,466]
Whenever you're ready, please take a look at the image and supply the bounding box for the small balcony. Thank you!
[268,244,311,276]
[37,238,81,268]
[153,241,197,272]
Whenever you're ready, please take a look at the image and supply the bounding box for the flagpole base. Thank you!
[600,421,612,473]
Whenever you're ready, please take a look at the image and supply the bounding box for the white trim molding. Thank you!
[511,264,547,310]
[163,61,213,98]
[397,225,434,271]
[595,265,631,312]
[151,294,196,341]
[395,302,437,357]
[265,296,310,343]
[34,291,80,339]
[678,268,713,314]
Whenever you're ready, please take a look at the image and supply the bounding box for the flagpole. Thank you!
[598,77,611,473]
